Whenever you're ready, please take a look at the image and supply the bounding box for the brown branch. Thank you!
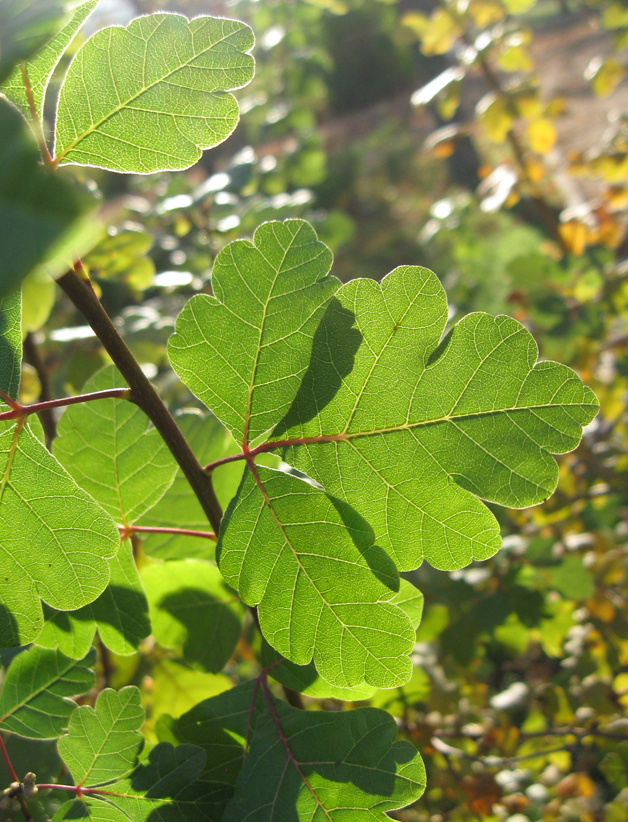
[56,267,223,534]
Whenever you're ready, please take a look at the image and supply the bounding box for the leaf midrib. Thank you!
[0,655,84,725]
[55,24,243,162]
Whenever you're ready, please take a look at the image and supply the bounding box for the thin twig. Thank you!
[118,524,216,541]
[0,388,131,424]
[0,735,18,783]
[56,267,223,533]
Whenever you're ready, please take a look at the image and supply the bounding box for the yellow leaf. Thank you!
[467,0,505,27]
[476,93,514,143]
[503,0,538,12]
[559,220,589,255]
[403,9,460,55]
[587,57,626,97]
[515,93,543,120]
[527,118,557,154]
[498,43,534,72]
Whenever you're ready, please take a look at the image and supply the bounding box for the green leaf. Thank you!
[279,265,599,571]
[54,364,178,524]
[38,539,150,657]
[169,220,337,445]
[156,681,264,822]
[0,97,90,298]
[262,579,424,700]
[0,646,95,738]
[141,559,244,673]
[218,465,415,689]
[0,0,69,85]
[0,291,22,400]
[0,414,119,647]
[57,687,144,786]
[1,0,99,122]
[53,13,255,173]
[223,695,426,821]
[139,411,243,560]
[54,743,213,822]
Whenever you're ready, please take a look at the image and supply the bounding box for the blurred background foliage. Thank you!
[15,0,628,819]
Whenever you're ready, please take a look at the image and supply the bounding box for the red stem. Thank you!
[117,524,216,540]
[0,388,132,423]
[20,63,54,167]
[205,434,344,473]
[0,734,18,782]
[36,784,127,797]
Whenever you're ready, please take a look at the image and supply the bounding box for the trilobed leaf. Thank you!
[1,0,98,121]
[218,465,415,689]
[0,413,119,648]
[0,646,95,738]
[169,220,337,445]
[53,13,255,173]
[57,687,144,786]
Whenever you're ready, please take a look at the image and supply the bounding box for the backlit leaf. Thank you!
[54,14,255,173]
[0,646,95,738]
[54,364,177,525]
[57,687,144,786]
[223,694,426,821]
[169,219,337,445]
[0,0,69,85]
[0,412,119,647]
[1,0,99,122]
[142,559,244,672]
[218,465,415,689]
[0,291,22,400]
[281,265,598,570]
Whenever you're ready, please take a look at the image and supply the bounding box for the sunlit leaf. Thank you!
[54,14,255,172]
[0,0,69,85]
[0,291,22,399]
[0,646,95,738]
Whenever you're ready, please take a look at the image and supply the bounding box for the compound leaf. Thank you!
[0,413,119,647]
[54,743,212,822]
[218,465,415,689]
[53,13,255,173]
[0,291,22,400]
[57,687,144,786]
[141,559,244,673]
[54,364,177,525]
[279,265,599,571]
[139,411,243,560]
[169,220,337,446]
[38,539,150,658]
[223,693,426,821]
[0,646,95,738]
[2,0,99,122]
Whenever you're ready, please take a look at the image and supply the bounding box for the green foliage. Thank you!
[0,97,90,297]
[57,687,144,785]
[1,0,99,121]
[0,646,95,738]
[0,412,119,646]
[54,14,255,173]
[0,2,619,821]
[54,365,177,524]
[0,0,69,85]
[168,219,337,445]
[0,292,22,399]
[142,559,244,673]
